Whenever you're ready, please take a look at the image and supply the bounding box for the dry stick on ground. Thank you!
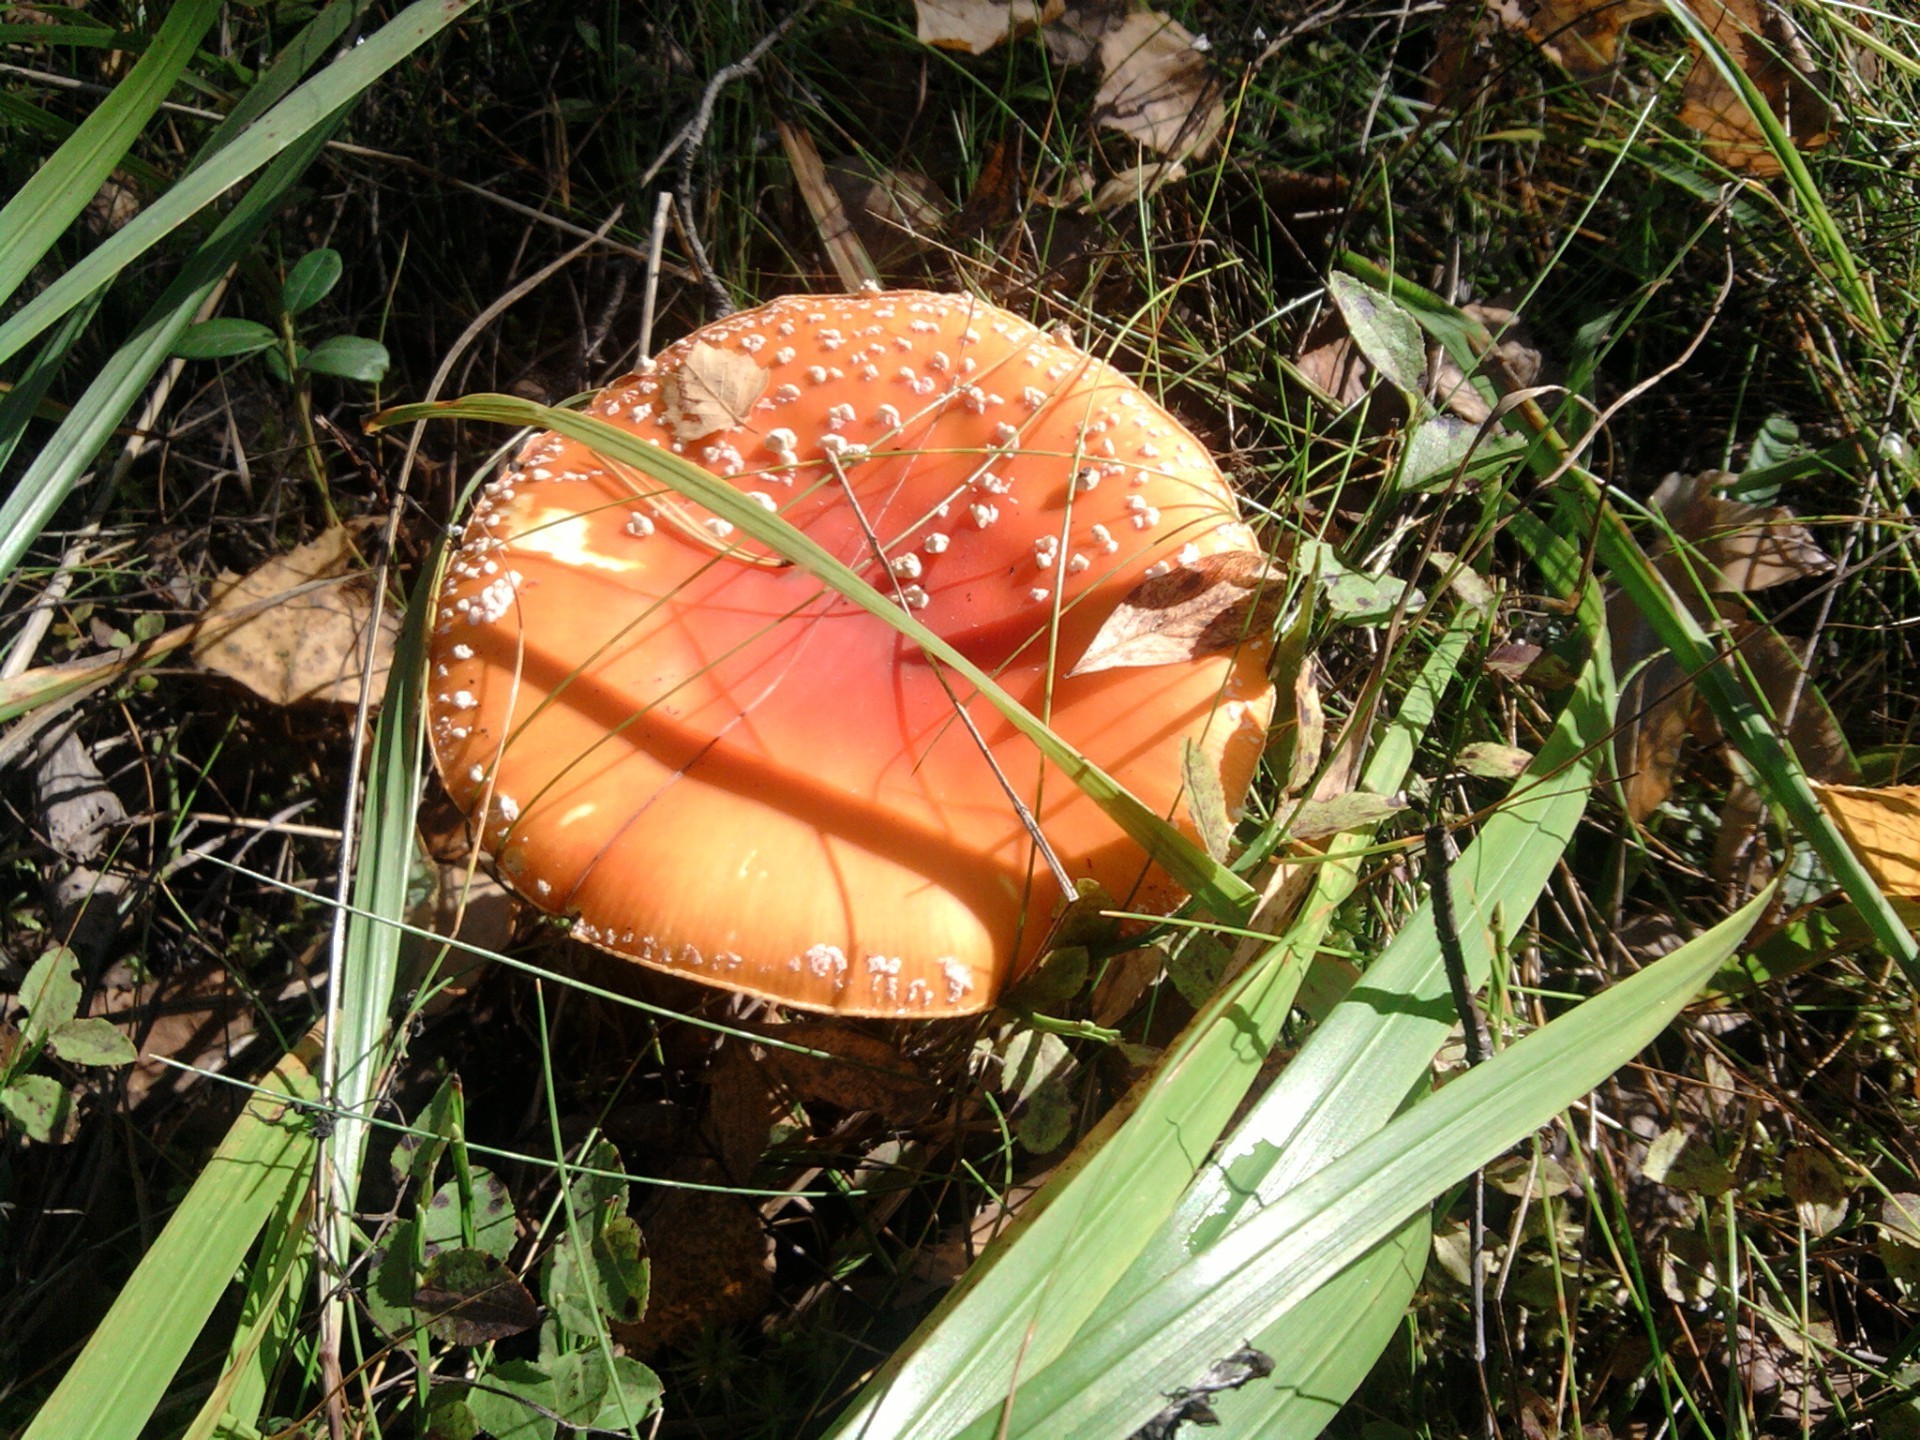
[643,0,820,313]
[312,205,628,1437]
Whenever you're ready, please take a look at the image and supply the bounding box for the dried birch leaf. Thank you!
[661,341,768,442]
[1069,550,1281,675]
[915,0,1062,54]
[1814,784,1920,899]
[193,525,396,707]
[1679,0,1832,176]
[1094,7,1225,160]
[1652,471,1832,592]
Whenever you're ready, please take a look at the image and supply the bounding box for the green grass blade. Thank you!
[0,291,104,477]
[1345,255,1920,985]
[375,395,1257,917]
[20,1033,322,1440]
[949,893,1771,1440]
[0,124,336,584]
[0,0,479,370]
[0,0,221,309]
[823,613,1475,1439]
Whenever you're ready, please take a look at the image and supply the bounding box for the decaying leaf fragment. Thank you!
[1678,0,1832,176]
[661,341,769,442]
[193,525,397,707]
[915,0,1063,54]
[1815,785,1920,900]
[1093,6,1225,159]
[1070,550,1282,676]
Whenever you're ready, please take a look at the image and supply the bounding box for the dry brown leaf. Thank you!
[1651,471,1833,593]
[193,526,396,707]
[1093,7,1225,160]
[661,341,769,442]
[1499,0,1663,73]
[1089,945,1165,1027]
[915,0,1062,54]
[1679,0,1832,176]
[1070,550,1281,676]
[756,1021,936,1122]
[1815,784,1920,899]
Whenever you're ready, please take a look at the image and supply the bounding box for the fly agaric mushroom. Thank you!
[427,290,1271,1017]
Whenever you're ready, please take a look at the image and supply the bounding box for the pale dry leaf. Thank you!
[1814,783,1920,899]
[1083,159,1187,213]
[1679,0,1832,176]
[661,341,768,442]
[915,0,1062,54]
[1287,790,1409,840]
[1089,945,1165,1028]
[193,526,396,707]
[1458,741,1533,779]
[777,121,876,292]
[1093,6,1224,160]
[1069,550,1281,675]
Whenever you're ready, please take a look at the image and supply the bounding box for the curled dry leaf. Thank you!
[661,341,769,442]
[1651,471,1833,593]
[192,525,397,707]
[915,0,1063,54]
[1814,784,1920,900]
[1093,6,1224,160]
[1070,550,1282,676]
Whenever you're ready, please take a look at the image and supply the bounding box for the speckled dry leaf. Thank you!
[756,1021,935,1121]
[1679,0,1831,176]
[662,341,768,442]
[1287,790,1408,840]
[1815,784,1920,899]
[1094,7,1224,160]
[1070,550,1281,675]
[915,0,1062,53]
[193,525,396,707]
[1458,741,1533,779]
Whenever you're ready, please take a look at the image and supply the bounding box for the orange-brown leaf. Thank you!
[1678,0,1832,176]
[1815,784,1920,899]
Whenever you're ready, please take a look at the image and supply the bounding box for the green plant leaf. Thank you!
[549,1215,648,1336]
[1,1073,74,1143]
[1327,271,1426,394]
[47,1017,137,1067]
[174,317,279,359]
[422,1168,516,1262]
[465,1360,557,1440]
[18,946,81,1045]
[280,246,342,315]
[304,333,390,383]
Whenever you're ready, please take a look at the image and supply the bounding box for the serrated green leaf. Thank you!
[174,318,278,360]
[280,247,341,314]
[47,1017,137,1067]
[464,1360,555,1440]
[303,333,389,383]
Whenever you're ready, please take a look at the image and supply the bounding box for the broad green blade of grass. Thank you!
[321,557,436,1273]
[0,0,220,308]
[20,1032,322,1440]
[0,0,480,371]
[375,395,1256,918]
[824,612,1475,1439]
[0,125,336,584]
[1345,255,1920,984]
[0,294,102,478]
[944,893,1769,1440]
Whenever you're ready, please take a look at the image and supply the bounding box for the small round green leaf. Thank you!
[47,1017,137,1067]
[281,247,343,315]
[20,947,83,1045]
[1,1074,75,1143]
[304,334,390,384]
[174,318,278,360]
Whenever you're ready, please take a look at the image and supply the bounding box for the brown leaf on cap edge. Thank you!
[1070,550,1282,676]
[662,341,769,442]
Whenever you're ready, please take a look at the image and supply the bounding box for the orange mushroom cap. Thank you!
[427,290,1272,1017]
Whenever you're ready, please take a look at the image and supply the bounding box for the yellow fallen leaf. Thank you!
[192,526,396,707]
[1815,784,1920,899]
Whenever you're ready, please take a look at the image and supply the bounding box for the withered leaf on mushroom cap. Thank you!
[1071,550,1285,676]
